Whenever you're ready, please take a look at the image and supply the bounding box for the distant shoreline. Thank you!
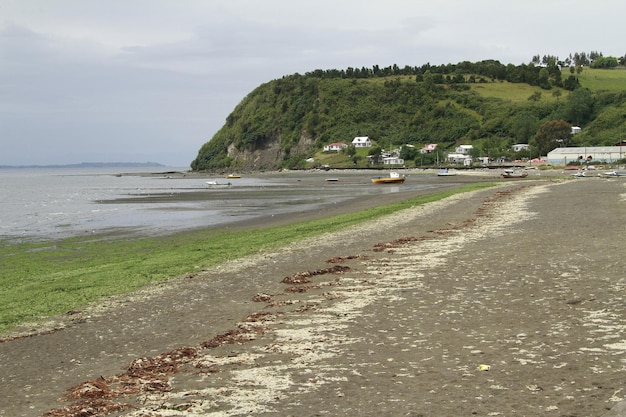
[0,161,167,169]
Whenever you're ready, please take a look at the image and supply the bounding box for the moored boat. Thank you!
[371,171,406,184]
[501,169,528,178]
[206,180,232,188]
[601,170,626,177]
[437,168,456,176]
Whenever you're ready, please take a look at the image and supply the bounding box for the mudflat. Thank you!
[1,176,625,417]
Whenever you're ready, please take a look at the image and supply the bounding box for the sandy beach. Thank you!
[1,174,625,417]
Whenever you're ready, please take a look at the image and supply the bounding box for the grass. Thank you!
[470,81,566,103]
[577,67,626,91]
[0,182,496,334]
[468,67,626,101]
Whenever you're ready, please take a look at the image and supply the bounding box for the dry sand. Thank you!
[1,175,625,417]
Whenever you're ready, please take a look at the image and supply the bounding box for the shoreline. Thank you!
[1,169,500,244]
[1,176,625,416]
[1,182,496,338]
[1,167,568,244]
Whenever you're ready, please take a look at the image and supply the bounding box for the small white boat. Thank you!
[437,168,456,176]
[206,180,232,188]
[371,171,406,184]
[501,169,528,179]
[601,170,626,177]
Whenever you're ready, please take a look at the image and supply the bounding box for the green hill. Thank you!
[191,63,626,171]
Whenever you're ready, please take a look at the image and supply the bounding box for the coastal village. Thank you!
[322,127,626,169]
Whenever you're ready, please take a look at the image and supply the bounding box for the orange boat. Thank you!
[371,172,406,184]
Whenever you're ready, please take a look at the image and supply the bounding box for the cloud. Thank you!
[0,0,624,166]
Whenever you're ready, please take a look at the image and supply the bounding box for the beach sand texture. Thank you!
[1,177,625,416]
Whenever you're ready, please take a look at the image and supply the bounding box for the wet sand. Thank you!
[1,174,625,416]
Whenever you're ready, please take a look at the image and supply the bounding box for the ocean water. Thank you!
[0,167,448,241]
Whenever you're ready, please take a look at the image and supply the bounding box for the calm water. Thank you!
[0,167,449,241]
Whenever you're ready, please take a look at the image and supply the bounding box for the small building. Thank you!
[546,146,626,165]
[352,136,372,148]
[571,126,582,135]
[324,142,348,152]
[421,143,438,154]
[455,145,473,155]
[446,153,472,165]
[383,156,404,165]
[512,144,530,152]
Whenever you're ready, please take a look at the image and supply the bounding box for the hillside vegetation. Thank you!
[191,61,626,171]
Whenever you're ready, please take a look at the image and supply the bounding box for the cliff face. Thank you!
[226,136,283,171]
[224,133,315,171]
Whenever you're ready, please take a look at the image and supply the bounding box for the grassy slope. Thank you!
[577,67,626,91]
[471,68,626,101]
[0,183,495,335]
[471,82,563,102]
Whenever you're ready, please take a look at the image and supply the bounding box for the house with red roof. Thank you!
[323,142,348,152]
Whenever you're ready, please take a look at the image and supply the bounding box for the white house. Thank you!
[352,136,372,148]
[571,126,582,135]
[546,146,625,165]
[323,142,348,152]
[383,156,404,165]
[512,144,530,152]
[455,145,473,154]
[446,153,472,165]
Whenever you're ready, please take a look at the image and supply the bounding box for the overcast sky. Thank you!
[1,0,624,167]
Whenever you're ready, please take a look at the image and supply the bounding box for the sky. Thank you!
[1,0,624,168]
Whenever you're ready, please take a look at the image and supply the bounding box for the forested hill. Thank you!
[191,59,626,171]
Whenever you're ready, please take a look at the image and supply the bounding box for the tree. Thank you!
[399,145,418,161]
[564,88,593,126]
[590,56,619,69]
[514,112,540,144]
[538,68,551,89]
[563,75,580,91]
[368,146,382,163]
[532,120,572,156]
[417,151,437,167]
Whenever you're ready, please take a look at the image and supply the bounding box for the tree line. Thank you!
[302,51,623,91]
[533,51,625,68]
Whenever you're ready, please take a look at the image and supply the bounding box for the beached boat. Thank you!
[501,169,528,179]
[601,170,626,177]
[206,180,232,188]
[371,171,406,184]
[437,168,457,176]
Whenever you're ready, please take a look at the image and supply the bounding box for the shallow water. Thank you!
[0,167,455,241]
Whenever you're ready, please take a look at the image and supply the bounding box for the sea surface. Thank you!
[0,167,452,241]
